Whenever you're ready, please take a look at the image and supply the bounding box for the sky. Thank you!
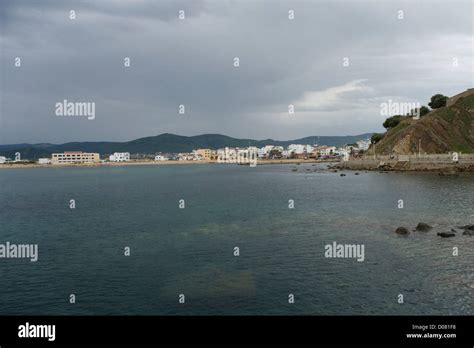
[0,0,473,144]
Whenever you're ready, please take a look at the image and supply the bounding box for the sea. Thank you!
[0,163,473,315]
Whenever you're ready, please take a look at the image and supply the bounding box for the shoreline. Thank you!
[332,159,474,173]
[0,158,334,169]
[3,157,473,172]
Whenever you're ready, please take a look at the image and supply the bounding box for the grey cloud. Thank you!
[1,0,472,143]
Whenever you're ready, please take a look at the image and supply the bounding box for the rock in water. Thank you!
[340,173,346,177]
[395,227,409,235]
[458,225,474,235]
[437,232,455,238]
[415,222,433,232]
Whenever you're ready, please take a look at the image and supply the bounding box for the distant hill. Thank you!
[0,133,372,159]
[373,88,474,155]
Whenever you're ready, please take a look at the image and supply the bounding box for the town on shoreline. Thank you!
[1,137,473,172]
[0,158,339,169]
[0,139,474,175]
[0,141,367,169]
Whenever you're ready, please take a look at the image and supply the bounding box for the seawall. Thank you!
[334,154,474,172]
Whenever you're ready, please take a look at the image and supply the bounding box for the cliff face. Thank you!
[374,89,474,155]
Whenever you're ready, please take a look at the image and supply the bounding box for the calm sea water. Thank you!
[0,164,473,315]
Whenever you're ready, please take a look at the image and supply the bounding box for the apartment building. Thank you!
[51,151,100,164]
[109,152,130,162]
[195,148,212,160]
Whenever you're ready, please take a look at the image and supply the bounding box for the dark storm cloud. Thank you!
[1,0,472,143]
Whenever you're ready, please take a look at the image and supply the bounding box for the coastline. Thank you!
[333,157,474,173]
[0,158,334,169]
[3,156,473,172]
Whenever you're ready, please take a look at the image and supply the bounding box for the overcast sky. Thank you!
[1,0,473,144]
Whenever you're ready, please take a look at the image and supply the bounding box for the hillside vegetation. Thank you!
[373,89,474,155]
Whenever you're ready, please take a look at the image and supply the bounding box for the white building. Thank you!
[262,145,274,156]
[319,146,336,156]
[257,145,282,158]
[155,155,169,161]
[218,147,237,163]
[335,146,351,155]
[287,144,314,155]
[335,148,350,160]
[258,145,273,158]
[356,139,370,151]
[264,145,274,152]
[109,152,130,162]
[0,156,6,164]
[38,158,51,164]
[237,147,258,166]
[288,144,305,154]
[177,153,194,161]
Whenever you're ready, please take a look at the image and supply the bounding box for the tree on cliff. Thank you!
[371,133,384,144]
[383,115,403,129]
[407,106,431,117]
[420,105,430,116]
[428,94,448,109]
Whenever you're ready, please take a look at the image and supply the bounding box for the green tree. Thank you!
[383,115,403,129]
[428,94,448,109]
[407,105,430,118]
[371,133,384,144]
[419,105,430,117]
